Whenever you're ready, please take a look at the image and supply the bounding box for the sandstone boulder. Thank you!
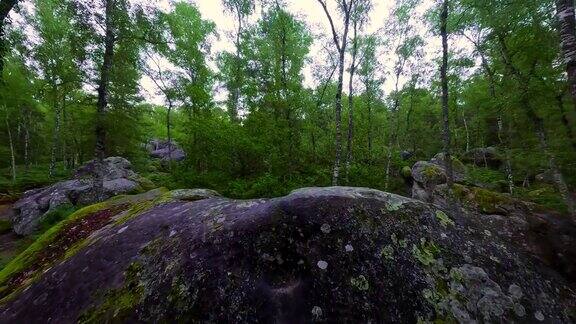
[0,187,574,323]
[11,157,150,235]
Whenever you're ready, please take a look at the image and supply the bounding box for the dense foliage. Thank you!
[0,0,574,214]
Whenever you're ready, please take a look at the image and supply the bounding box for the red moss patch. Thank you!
[1,204,129,300]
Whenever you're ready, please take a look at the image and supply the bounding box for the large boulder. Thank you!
[11,157,150,235]
[146,139,186,163]
[411,153,467,201]
[0,187,574,323]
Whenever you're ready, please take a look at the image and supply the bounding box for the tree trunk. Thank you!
[497,116,514,194]
[556,94,576,150]
[94,0,115,200]
[530,109,575,217]
[167,99,173,171]
[24,111,29,172]
[556,0,576,115]
[367,90,372,159]
[440,0,454,188]
[5,114,15,181]
[345,20,359,184]
[317,0,354,186]
[462,108,470,152]
[333,47,346,186]
[0,0,17,81]
[49,84,60,177]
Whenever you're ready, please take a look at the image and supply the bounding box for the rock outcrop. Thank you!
[11,157,151,235]
[0,187,574,323]
[411,153,466,201]
[146,139,186,163]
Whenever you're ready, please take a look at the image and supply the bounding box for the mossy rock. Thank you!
[0,188,169,304]
[401,166,412,178]
[0,187,573,323]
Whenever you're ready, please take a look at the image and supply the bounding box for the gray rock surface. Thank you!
[170,188,221,201]
[1,187,574,323]
[411,154,467,201]
[147,139,186,163]
[11,157,147,235]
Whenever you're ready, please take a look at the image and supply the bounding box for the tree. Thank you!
[345,0,372,183]
[556,0,576,116]
[384,0,423,190]
[440,0,454,189]
[33,0,86,176]
[317,0,356,186]
[222,0,254,121]
[0,0,17,81]
[356,35,382,160]
[94,0,117,200]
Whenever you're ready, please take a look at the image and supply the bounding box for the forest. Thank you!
[1,0,576,322]
[0,0,574,214]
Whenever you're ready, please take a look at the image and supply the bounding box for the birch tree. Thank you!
[316,0,356,186]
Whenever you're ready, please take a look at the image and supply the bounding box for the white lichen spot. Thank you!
[311,306,323,319]
[320,223,331,234]
[117,226,129,234]
[317,260,328,270]
[345,244,354,252]
[508,284,523,299]
[513,304,526,317]
[534,311,545,321]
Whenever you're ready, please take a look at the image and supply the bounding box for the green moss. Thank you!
[401,166,412,178]
[0,189,167,302]
[466,167,506,186]
[435,210,454,227]
[114,189,172,226]
[472,188,511,213]
[423,165,443,179]
[514,185,568,214]
[0,201,110,290]
[350,275,370,291]
[79,262,144,323]
[451,184,512,214]
[412,238,440,266]
[380,245,395,260]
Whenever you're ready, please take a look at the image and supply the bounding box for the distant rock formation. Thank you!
[11,157,151,235]
[0,187,574,323]
[411,153,466,201]
[146,139,186,163]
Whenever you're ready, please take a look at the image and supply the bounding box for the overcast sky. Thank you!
[139,0,444,106]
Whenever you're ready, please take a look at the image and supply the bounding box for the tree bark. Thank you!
[440,0,454,188]
[94,0,116,200]
[24,106,29,172]
[0,0,17,81]
[49,83,60,177]
[345,19,359,184]
[317,0,355,186]
[556,94,576,150]
[556,0,576,115]
[5,114,15,181]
